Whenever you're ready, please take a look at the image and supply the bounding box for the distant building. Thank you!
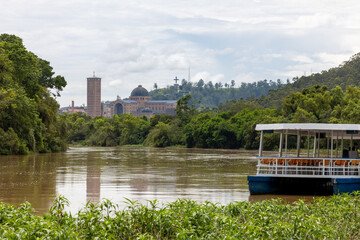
[87,74,101,117]
[58,101,86,114]
[103,85,177,118]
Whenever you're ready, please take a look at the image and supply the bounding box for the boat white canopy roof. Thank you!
[256,123,360,139]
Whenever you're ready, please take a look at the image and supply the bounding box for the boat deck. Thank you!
[257,157,360,177]
[249,123,360,194]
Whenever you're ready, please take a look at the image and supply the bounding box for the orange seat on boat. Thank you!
[278,158,285,165]
[335,160,345,166]
[270,158,277,165]
[351,160,360,166]
[262,158,271,164]
[288,159,297,165]
[302,159,309,166]
[312,159,320,166]
[321,159,331,166]
[296,159,303,166]
[314,160,321,166]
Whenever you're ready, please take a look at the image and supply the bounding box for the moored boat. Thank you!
[248,123,360,195]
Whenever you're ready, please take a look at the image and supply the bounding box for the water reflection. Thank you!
[0,147,259,214]
[86,156,101,203]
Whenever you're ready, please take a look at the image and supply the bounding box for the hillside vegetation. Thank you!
[150,79,282,109]
[255,53,360,108]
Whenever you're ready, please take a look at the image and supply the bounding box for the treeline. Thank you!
[62,84,360,150]
[0,34,67,155]
[150,79,282,108]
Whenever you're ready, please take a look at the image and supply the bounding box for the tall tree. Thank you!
[0,34,67,154]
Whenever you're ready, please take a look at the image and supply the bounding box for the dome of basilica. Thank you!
[130,85,149,97]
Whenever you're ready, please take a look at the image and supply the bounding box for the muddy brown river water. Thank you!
[0,147,319,214]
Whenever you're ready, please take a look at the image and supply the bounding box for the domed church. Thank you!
[103,85,177,118]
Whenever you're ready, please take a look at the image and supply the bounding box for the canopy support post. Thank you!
[285,130,288,157]
[259,130,264,157]
[317,133,320,158]
[336,132,339,158]
[279,132,283,157]
[296,131,301,157]
[331,131,334,158]
[307,131,310,158]
[327,136,329,158]
[341,133,344,158]
[313,133,317,158]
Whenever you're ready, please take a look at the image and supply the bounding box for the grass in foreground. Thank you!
[0,194,360,239]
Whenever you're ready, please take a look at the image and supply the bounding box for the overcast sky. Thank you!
[2,0,360,107]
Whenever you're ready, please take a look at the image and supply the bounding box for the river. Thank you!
[0,147,316,215]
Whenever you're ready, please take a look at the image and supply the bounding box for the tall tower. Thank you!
[87,73,101,117]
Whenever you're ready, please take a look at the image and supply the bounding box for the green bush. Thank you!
[0,194,360,239]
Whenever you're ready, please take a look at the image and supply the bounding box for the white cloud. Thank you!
[191,72,225,83]
[109,79,123,87]
[1,0,360,106]
[234,72,258,84]
[315,53,352,66]
[294,13,339,29]
[164,54,189,69]
[293,56,313,64]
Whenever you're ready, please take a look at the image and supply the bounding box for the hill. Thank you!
[149,79,283,109]
[255,53,360,108]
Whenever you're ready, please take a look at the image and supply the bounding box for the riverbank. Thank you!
[1,194,359,239]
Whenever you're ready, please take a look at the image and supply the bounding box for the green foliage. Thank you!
[1,194,360,239]
[0,34,67,155]
[218,98,262,113]
[144,121,184,147]
[61,113,151,147]
[184,108,282,149]
[281,84,360,124]
[175,94,197,126]
[150,79,282,109]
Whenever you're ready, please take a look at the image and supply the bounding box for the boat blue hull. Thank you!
[248,176,281,194]
[332,178,360,194]
[248,176,360,195]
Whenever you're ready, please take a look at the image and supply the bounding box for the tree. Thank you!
[0,34,67,154]
[176,95,197,126]
[206,81,214,89]
[197,79,204,88]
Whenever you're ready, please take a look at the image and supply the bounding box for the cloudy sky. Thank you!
[2,0,360,107]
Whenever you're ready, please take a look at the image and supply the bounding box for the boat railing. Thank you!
[257,157,360,177]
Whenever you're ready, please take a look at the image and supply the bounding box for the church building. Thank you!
[103,85,177,118]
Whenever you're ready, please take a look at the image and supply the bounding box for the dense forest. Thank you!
[150,78,282,109]
[0,34,67,154]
